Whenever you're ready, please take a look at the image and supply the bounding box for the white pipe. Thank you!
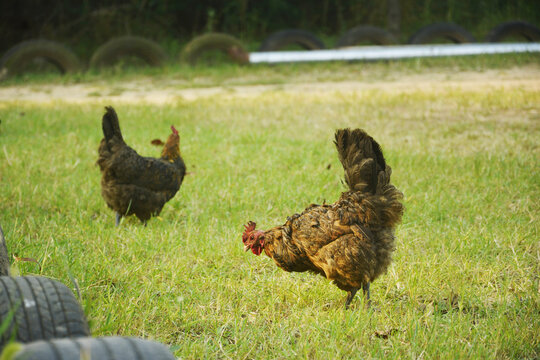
[249,43,540,64]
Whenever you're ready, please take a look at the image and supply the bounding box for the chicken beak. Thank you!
[244,245,250,252]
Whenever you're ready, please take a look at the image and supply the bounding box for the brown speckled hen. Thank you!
[97,106,186,226]
[242,129,403,308]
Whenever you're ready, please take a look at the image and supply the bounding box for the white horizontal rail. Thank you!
[249,43,540,64]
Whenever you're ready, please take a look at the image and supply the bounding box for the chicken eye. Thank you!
[249,235,254,240]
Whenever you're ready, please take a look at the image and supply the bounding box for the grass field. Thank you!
[0,58,539,359]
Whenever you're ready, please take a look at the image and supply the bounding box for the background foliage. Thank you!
[1,0,539,53]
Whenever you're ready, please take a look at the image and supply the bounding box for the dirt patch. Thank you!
[0,67,539,104]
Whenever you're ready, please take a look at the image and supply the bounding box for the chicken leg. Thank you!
[362,282,371,306]
[344,283,370,309]
[345,289,358,309]
[115,213,122,227]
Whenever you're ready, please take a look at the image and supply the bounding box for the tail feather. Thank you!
[334,128,387,194]
[102,106,123,143]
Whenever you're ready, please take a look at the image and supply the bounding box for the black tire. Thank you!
[182,33,248,65]
[258,29,326,51]
[0,225,9,276]
[336,26,398,47]
[408,23,476,44]
[89,36,168,68]
[0,40,81,78]
[0,276,89,348]
[13,336,176,360]
[485,21,540,42]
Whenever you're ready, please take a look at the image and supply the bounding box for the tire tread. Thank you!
[0,276,89,349]
[14,337,176,360]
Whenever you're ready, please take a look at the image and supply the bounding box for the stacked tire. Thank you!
[0,276,90,346]
[0,225,176,359]
[12,337,176,360]
[0,275,176,359]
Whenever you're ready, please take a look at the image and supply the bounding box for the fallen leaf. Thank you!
[13,255,41,271]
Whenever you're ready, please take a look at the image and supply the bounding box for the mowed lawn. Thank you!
[0,67,538,358]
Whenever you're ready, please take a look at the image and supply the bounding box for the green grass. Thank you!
[0,62,539,359]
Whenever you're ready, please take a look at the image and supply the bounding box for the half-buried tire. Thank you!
[408,22,476,44]
[336,26,398,47]
[90,36,168,68]
[0,40,82,79]
[486,21,540,42]
[182,33,248,65]
[12,337,176,360]
[0,276,89,349]
[258,29,326,51]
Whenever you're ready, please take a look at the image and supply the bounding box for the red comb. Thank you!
[171,125,178,135]
[242,221,257,243]
[244,221,256,232]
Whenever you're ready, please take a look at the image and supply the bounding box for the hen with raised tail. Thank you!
[242,128,403,308]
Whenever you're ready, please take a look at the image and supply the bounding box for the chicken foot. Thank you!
[116,213,149,226]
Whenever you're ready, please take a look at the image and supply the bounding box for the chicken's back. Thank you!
[100,142,184,192]
[263,191,399,291]
[98,140,184,221]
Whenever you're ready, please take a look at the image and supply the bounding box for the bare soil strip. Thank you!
[0,68,539,104]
